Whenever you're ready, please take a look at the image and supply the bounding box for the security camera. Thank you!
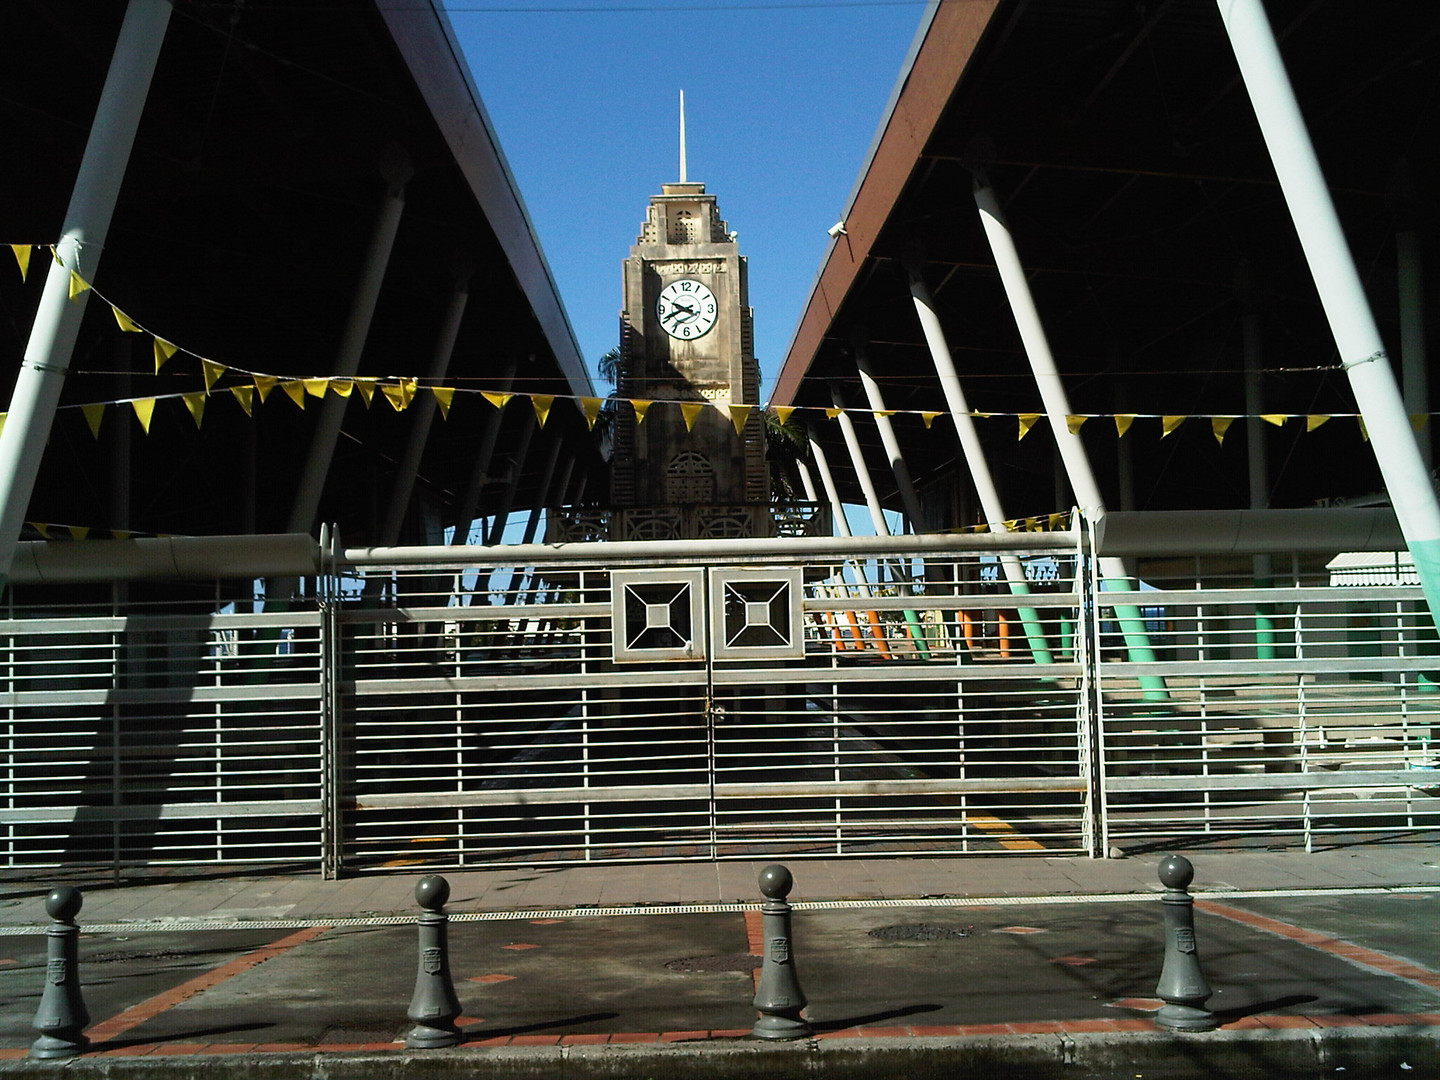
[827,221,847,238]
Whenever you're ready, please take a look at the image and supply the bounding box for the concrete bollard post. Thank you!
[405,875,464,1049]
[31,886,91,1060]
[1154,854,1218,1032]
[751,864,812,1040]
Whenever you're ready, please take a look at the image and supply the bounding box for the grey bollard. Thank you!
[31,886,91,1060]
[405,875,464,1049]
[1154,855,1218,1032]
[751,864,811,1040]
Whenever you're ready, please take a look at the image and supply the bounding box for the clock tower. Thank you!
[611,175,769,538]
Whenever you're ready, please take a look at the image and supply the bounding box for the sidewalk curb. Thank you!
[0,1028,1436,1079]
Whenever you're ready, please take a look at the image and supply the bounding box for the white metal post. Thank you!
[1218,0,1440,626]
[0,0,172,589]
[853,342,926,528]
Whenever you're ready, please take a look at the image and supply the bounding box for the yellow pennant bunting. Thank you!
[353,378,377,407]
[331,379,354,398]
[0,413,6,440]
[11,244,31,281]
[482,391,513,411]
[632,399,653,424]
[1115,414,1135,438]
[727,403,753,435]
[203,359,227,392]
[580,396,603,429]
[921,411,942,430]
[1261,413,1287,427]
[1212,416,1235,444]
[772,406,796,425]
[825,407,844,419]
[182,392,206,428]
[1064,415,1086,435]
[68,271,89,301]
[381,380,416,411]
[153,338,178,374]
[131,398,156,434]
[1358,416,1369,441]
[253,375,276,402]
[1049,513,1066,529]
[82,403,106,439]
[1161,415,1185,437]
[112,306,141,333]
[531,394,555,427]
[281,381,307,409]
[680,401,706,432]
[432,387,455,419]
[112,530,131,541]
[1017,413,1042,441]
[1306,414,1330,432]
[231,385,254,416]
[873,409,896,419]
[30,522,50,539]
[303,378,329,399]
[1412,414,1429,434]
[67,525,90,542]
[974,523,988,533]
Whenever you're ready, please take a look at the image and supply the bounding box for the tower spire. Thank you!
[679,89,687,183]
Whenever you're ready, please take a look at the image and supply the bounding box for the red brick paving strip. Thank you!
[86,925,331,1047]
[1194,900,1440,994]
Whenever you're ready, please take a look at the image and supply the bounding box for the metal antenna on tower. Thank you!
[679,89,687,183]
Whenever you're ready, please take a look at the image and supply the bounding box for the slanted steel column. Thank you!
[806,428,878,649]
[487,413,534,545]
[1219,0,1440,626]
[0,0,172,588]
[520,436,564,547]
[829,382,889,537]
[1243,311,1278,658]
[1398,231,1430,471]
[379,269,471,547]
[908,260,1053,663]
[450,360,516,544]
[853,338,926,529]
[288,145,413,537]
[973,184,1162,691]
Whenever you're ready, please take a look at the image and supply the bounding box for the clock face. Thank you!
[657,279,718,340]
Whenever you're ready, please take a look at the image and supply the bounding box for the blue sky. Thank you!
[441,0,926,401]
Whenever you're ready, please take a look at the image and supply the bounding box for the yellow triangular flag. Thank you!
[580,396,603,429]
[68,270,90,301]
[112,306,141,333]
[1017,413,1042,441]
[30,522,50,539]
[281,381,307,408]
[1115,414,1136,438]
[303,378,329,399]
[253,375,276,402]
[202,359,227,392]
[82,403,106,439]
[1261,413,1287,427]
[727,403,754,435]
[1065,415,1086,435]
[1306,414,1330,432]
[772,406,796,425]
[330,379,354,398]
[1162,415,1185,437]
[131,398,156,434]
[11,244,31,281]
[1411,413,1429,434]
[433,387,455,419]
[67,525,90,541]
[531,394,555,427]
[153,338,178,374]
[353,378,377,406]
[1358,416,1369,441]
[825,407,843,420]
[381,382,410,411]
[974,523,989,534]
[482,391,513,411]
[182,392,206,428]
[1049,513,1066,529]
[680,401,706,432]
[1212,416,1235,444]
[873,409,896,419]
[632,399,653,424]
[0,413,7,440]
[921,411,942,430]
[231,385,254,416]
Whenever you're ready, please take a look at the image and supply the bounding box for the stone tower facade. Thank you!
[611,181,769,539]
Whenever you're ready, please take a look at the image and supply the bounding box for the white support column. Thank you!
[288,146,413,537]
[0,0,172,587]
[807,431,853,539]
[973,184,1162,687]
[830,382,889,537]
[450,360,517,544]
[908,265,1053,663]
[1398,231,1431,471]
[1219,0,1440,624]
[379,274,470,546]
[854,340,926,529]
